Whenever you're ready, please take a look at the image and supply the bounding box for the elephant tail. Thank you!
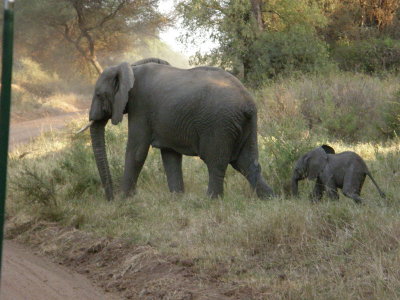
[367,171,386,198]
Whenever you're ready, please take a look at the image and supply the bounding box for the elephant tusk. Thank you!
[76,120,94,134]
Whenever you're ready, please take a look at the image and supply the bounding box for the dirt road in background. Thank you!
[9,111,85,150]
[1,112,120,300]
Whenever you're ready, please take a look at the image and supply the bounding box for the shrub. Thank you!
[256,86,314,194]
[332,37,400,74]
[257,73,400,141]
[246,26,335,86]
[11,58,86,120]
[12,165,57,207]
[13,57,61,97]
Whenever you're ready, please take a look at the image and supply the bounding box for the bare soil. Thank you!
[3,114,257,299]
[6,221,255,300]
[1,240,119,300]
[9,111,85,150]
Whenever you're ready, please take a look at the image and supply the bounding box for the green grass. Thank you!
[7,73,400,299]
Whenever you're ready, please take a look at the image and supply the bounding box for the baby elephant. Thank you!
[291,145,386,203]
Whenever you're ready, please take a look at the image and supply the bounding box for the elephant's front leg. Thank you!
[310,177,325,202]
[161,149,184,193]
[122,131,150,197]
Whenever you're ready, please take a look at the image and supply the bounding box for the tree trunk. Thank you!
[250,0,264,31]
[242,53,253,84]
[89,55,103,74]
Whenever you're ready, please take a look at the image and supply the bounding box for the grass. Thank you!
[7,72,400,299]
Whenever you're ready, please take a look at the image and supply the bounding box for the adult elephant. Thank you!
[79,58,274,201]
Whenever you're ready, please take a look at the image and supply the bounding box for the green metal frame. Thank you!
[0,0,15,278]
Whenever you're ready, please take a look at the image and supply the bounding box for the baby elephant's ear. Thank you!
[321,144,335,154]
[307,147,329,179]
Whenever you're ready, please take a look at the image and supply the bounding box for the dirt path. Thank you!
[9,111,85,151]
[2,112,120,299]
[1,240,118,300]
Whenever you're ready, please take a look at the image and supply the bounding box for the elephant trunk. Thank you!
[90,119,113,201]
[291,175,300,197]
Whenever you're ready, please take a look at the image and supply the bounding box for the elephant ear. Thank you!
[321,144,335,154]
[111,62,134,125]
[306,147,329,179]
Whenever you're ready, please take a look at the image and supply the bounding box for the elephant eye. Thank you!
[96,92,103,100]
[102,98,112,114]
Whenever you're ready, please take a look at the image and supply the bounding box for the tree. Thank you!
[320,0,400,43]
[15,0,169,75]
[359,0,399,30]
[177,0,327,84]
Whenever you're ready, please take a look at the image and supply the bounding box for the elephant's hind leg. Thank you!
[230,147,274,198]
[206,161,229,198]
[161,149,184,193]
[325,178,339,200]
[342,172,365,204]
[200,133,232,198]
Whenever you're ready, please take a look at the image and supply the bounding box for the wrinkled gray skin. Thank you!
[89,58,274,201]
[292,145,386,203]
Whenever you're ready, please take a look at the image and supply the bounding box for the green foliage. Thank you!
[333,38,400,74]
[274,73,400,141]
[58,141,102,199]
[12,166,57,207]
[177,0,330,85]
[260,134,313,195]
[178,0,400,85]
[255,86,313,193]
[247,26,333,86]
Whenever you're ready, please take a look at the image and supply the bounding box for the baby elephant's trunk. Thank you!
[291,175,300,197]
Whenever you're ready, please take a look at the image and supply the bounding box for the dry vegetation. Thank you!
[11,58,89,122]
[6,73,400,299]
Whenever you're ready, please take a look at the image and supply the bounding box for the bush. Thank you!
[246,26,334,86]
[13,57,61,97]
[257,73,400,141]
[12,165,57,207]
[332,37,400,74]
[11,58,86,120]
[255,86,314,194]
